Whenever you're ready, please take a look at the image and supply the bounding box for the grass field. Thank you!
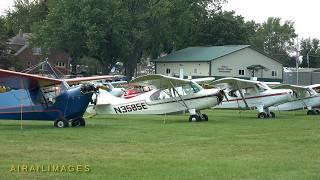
[0,110,320,180]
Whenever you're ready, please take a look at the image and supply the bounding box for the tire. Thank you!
[71,118,86,127]
[307,110,317,115]
[189,115,201,122]
[202,114,208,121]
[54,119,69,128]
[316,110,320,115]
[258,112,267,119]
[269,112,275,118]
[79,118,86,126]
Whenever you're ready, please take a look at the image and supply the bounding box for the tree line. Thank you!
[0,0,319,78]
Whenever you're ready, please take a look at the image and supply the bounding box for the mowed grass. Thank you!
[0,110,320,180]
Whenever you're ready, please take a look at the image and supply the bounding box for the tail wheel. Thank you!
[258,112,267,119]
[269,112,275,118]
[54,119,69,128]
[189,115,201,122]
[202,114,208,121]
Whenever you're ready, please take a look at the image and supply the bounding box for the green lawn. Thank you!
[0,110,320,180]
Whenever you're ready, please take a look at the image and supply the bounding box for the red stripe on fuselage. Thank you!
[223,92,288,102]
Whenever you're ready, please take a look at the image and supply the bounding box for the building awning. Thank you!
[247,65,269,70]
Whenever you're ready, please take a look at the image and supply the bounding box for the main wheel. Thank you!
[258,112,267,119]
[202,114,208,121]
[189,115,201,122]
[54,119,69,128]
[71,118,86,127]
[269,112,275,118]
[315,109,320,115]
[307,110,317,115]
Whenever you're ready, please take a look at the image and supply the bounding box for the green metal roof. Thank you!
[153,45,250,62]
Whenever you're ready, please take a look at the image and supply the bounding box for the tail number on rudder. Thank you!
[114,102,148,114]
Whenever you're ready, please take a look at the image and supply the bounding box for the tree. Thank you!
[5,0,48,33]
[250,17,297,66]
[300,38,320,68]
[0,17,14,69]
[32,0,227,79]
[192,11,258,46]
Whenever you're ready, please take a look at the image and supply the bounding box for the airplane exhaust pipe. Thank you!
[80,84,97,94]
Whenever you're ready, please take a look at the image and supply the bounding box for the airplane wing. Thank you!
[209,77,262,89]
[192,77,216,86]
[130,74,191,89]
[271,84,316,98]
[0,69,63,90]
[65,75,114,85]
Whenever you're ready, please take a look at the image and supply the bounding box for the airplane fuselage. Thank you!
[0,86,93,121]
[87,89,222,115]
[215,89,292,109]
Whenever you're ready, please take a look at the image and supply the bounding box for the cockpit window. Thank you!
[190,82,202,93]
[41,84,66,105]
[256,83,268,92]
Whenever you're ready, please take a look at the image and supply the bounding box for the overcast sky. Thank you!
[0,0,319,39]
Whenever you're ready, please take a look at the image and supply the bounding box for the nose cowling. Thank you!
[80,84,97,94]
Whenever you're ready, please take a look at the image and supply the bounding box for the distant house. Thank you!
[152,45,284,82]
[8,30,71,74]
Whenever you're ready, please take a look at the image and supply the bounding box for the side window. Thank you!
[228,90,238,97]
[166,68,171,74]
[272,71,277,77]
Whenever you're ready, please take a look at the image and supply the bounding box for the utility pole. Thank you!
[307,48,312,68]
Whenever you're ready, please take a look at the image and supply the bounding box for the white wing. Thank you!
[130,74,192,90]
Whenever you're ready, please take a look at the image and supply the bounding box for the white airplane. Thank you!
[87,74,224,122]
[209,78,293,119]
[269,84,320,115]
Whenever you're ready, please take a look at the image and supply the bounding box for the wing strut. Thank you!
[168,80,190,110]
[236,81,250,109]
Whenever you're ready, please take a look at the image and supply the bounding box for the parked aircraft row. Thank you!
[0,68,319,128]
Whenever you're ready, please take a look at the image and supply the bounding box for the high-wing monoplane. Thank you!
[269,84,320,115]
[0,69,96,128]
[87,74,224,122]
[209,78,293,118]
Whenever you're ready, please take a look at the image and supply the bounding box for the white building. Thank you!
[152,45,283,82]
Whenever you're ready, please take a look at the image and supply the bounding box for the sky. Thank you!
[0,0,319,39]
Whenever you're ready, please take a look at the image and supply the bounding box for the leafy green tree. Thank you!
[193,11,258,46]
[5,0,48,33]
[300,38,320,68]
[0,17,14,69]
[250,17,297,66]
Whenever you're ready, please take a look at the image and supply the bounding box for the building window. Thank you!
[32,48,41,55]
[194,68,197,74]
[239,69,245,76]
[166,68,171,74]
[27,61,31,68]
[272,71,278,77]
[56,62,66,67]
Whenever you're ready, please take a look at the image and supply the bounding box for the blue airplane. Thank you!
[0,69,96,128]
